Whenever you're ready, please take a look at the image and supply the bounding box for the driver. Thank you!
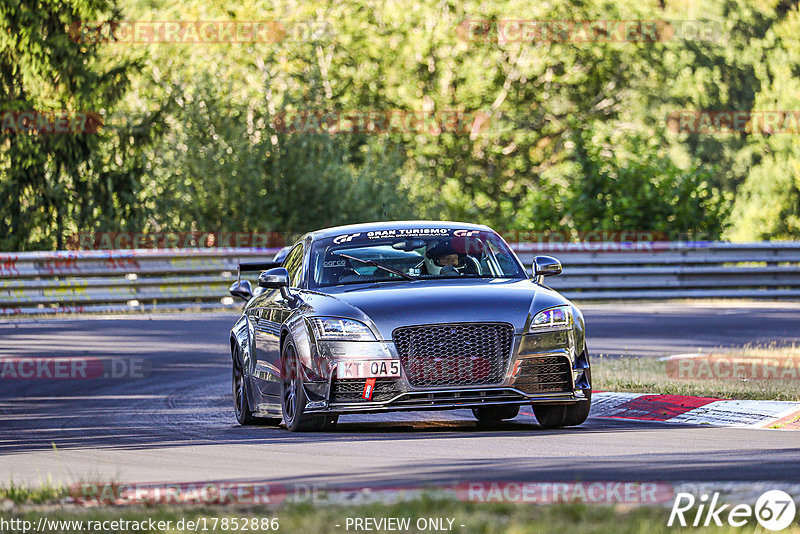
[424,242,463,276]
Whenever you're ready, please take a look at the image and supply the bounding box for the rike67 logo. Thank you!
[668,490,797,531]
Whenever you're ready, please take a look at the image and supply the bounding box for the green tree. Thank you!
[6,0,800,250]
[0,0,153,250]
[725,3,800,239]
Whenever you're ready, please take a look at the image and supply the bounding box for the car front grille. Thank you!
[393,322,514,387]
[513,355,573,394]
[330,379,402,403]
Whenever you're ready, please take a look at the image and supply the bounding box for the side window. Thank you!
[282,244,304,287]
[487,240,515,276]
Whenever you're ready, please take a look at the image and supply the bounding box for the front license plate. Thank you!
[338,360,401,379]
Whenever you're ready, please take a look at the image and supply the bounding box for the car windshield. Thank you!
[310,228,526,288]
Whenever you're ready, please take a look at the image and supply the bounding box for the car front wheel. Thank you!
[281,339,338,432]
[533,388,592,428]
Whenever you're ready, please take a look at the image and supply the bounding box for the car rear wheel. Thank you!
[533,356,592,428]
[233,346,257,425]
[472,405,520,426]
[281,340,338,432]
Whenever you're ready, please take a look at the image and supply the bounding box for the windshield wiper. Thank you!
[333,252,417,281]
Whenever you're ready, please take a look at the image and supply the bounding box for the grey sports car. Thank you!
[228,221,591,431]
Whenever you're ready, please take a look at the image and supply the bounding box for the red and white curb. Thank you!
[591,392,800,430]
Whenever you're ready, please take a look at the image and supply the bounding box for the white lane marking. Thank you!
[590,392,648,418]
[590,392,800,430]
[670,400,800,427]
[657,353,702,361]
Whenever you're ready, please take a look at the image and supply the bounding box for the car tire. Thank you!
[472,405,520,425]
[562,386,592,427]
[534,377,592,428]
[532,404,567,428]
[281,339,338,432]
[233,346,257,425]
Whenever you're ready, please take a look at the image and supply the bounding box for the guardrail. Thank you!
[1,242,799,315]
[0,248,280,316]
[516,241,800,300]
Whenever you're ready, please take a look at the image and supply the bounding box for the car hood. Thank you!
[311,278,569,339]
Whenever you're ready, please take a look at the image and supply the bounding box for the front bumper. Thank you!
[303,328,590,415]
[304,386,588,414]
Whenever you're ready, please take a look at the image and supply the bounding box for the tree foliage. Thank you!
[2,0,799,250]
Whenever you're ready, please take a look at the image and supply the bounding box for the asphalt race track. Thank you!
[1,302,799,488]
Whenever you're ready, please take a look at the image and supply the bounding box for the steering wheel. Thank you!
[462,255,482,275]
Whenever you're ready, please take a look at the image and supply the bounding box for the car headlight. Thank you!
[529,305,572,332]
[309,317,376,341]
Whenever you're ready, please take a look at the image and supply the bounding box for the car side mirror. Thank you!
[533,256,562,284]
[229,279,253,301]
[259,267,293,300]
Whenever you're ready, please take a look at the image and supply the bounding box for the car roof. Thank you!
[306,220,493,241]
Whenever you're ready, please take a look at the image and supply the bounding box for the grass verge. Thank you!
[593,345,800,401]
[0,483,67,505]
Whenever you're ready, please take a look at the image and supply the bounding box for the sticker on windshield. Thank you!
[332,233,361,244]
[329,228,483,245]
[365,228,451,239]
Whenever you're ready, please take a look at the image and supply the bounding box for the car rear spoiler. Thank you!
[236,261,281,283]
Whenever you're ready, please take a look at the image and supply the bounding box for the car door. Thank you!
[254,243,305,397]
